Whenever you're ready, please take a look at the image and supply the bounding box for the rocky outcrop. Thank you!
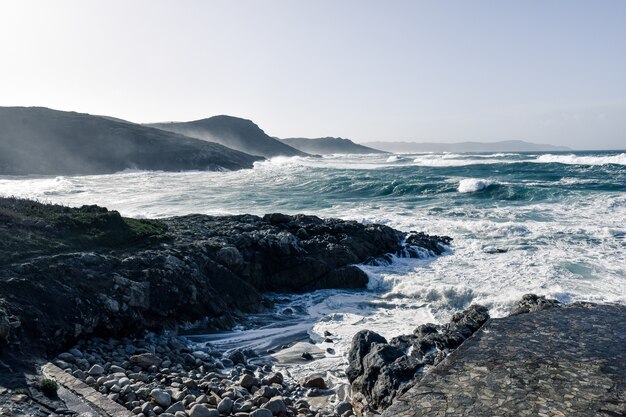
[509,293,561,315]
[346,305,490,412]
[382,301,626,417]
[0,197,451,358]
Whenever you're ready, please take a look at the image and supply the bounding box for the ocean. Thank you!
[2,150,625,380]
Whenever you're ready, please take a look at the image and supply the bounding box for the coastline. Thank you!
[0,197,448,416]
[1,197,624,417]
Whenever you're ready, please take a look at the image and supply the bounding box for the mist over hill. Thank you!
[364,140,570,153]
[280,137,385,155]
[0,107,262,175]
[148,116,307,159]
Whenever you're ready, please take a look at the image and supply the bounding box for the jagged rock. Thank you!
[348,304,490,412]
[510,293,560,315]
[346,330,387,382]
[87,364,105,376]
[0,197,451,357]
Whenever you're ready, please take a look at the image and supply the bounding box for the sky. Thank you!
[1,1,625,149]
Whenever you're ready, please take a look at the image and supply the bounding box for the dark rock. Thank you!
[0,197,451,359]
[189,404,219,417]
[300,374,327,389]
[262,397,287,415]
[164,402,185,414]
[510,293,560,315]
[130,353,161,369]
[348,305,489,412]
[345,330,387,382]
[228,350,246,365]
[335,401,353,415]
[250,409,274,417]
[217,397,234,414]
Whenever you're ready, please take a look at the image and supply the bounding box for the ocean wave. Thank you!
[386,155,403,163]
[536,153,626,166]
[458,178,496,193]
[412,157,512,167]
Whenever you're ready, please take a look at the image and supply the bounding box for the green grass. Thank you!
[0,197,169,264]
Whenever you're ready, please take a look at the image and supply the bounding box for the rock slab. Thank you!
[383,303,626,417]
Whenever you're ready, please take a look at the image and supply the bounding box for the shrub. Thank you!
[40,378,58,397]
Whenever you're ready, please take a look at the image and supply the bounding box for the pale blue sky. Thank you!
[1,1,625,149]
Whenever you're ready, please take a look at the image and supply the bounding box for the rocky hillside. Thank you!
[0,107,262,175]
[0,197,451,358]
[149,116,307,158]
[280,137,385,155]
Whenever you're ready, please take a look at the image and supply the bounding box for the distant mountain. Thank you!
[0,107,262,176]
[148,116,307,159]
[363,140,570,153]
[280,137,386,155]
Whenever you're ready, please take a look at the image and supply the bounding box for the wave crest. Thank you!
[458,178,495,193]
[536,153,626,166]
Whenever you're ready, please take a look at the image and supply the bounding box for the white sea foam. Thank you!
[386,155,403,162]
[412,156,513,167]
[458,178,495,193]
[536,153,626,166]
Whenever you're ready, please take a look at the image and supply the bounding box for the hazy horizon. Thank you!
[1,1,625,149]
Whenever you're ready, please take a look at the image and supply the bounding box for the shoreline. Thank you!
[3,296,623,417]
[1,197,625,416]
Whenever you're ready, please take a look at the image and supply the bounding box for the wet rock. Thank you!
[228,350,246,365]
[130,352,161,369]
[0,197,450,356]
[300,374,327,389]
[335,401,353,415]
[217,397,234,414]
[510,293,560,315]
[348,304,490,412]
[345,330,387,382]
[240,373,256,389]
[262,397,287,415]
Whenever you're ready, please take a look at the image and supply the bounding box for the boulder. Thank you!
[130,353,161,369]
[151,389,172,408]
[217,397,233,414]
[300,374,327,389]
[262,397,288,415]
[188,404,219,417]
